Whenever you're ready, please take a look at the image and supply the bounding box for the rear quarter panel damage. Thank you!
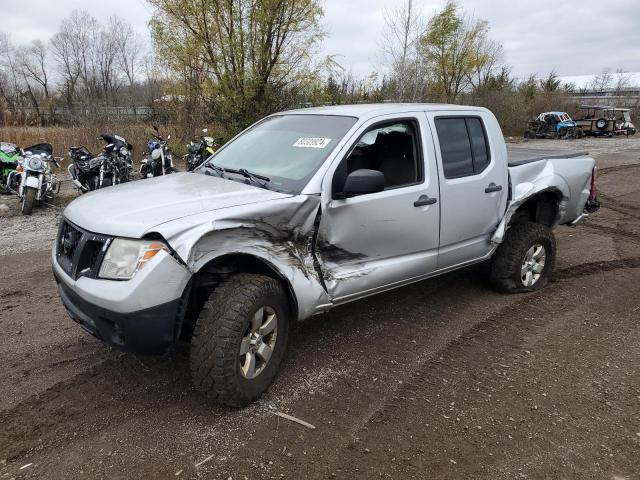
[492,156,595,244]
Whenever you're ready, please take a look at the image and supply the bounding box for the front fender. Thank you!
[152,195,331,320]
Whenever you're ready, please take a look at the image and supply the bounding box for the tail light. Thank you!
[585,166,600,213]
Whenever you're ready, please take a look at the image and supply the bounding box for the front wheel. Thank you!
[21,186,37,215]
[190,274,290,407]
[490,222,556,293]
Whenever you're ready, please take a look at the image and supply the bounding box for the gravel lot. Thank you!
[1,136,639,479]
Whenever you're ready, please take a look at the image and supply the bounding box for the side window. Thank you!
[333,120,422,195]
[435,117,491,179]
[466,118,490,172]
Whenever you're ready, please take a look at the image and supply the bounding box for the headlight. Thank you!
[151,148,162,160]
[26,157,43,171]
[98,238,169,280]
[120,147,129,156]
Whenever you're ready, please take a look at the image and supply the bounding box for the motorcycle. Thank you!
[184,129,219,171]
[8,143,60,215]
[0,142,21,194]
[68,133,133,193]
[140,126,176,178]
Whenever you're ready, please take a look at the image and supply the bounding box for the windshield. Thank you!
[202,114,357,193]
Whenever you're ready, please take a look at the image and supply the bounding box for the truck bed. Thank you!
[507,145,589,167]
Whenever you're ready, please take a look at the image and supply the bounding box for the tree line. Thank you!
[0,0,637,137]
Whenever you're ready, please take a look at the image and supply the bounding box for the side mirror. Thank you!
[167,134,171,140]
[341,169,385,198]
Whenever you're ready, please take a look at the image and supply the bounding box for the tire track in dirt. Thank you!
[580,223,640,245]
[596,193,640,220]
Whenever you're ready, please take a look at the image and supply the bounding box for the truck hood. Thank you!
[63,172,292,238]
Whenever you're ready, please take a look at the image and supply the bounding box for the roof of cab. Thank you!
[278,103,487,119]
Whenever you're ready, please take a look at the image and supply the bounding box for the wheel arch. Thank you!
[182,252,300,339]
[508,188,564,227]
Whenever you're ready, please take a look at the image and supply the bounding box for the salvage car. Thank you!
[52,104,600,406]
[524,111,583,139]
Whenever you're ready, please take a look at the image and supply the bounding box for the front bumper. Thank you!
[52,245,192,355]
[55,273,182,354]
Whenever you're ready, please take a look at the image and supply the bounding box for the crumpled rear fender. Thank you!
[492,159,581,245]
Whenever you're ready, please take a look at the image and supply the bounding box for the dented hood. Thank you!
[63,172,291,238]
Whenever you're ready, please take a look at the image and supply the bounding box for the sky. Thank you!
[3,0,640,80]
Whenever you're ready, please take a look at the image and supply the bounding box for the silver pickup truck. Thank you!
[52,104,599,406]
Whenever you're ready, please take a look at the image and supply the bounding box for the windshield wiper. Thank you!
[203,163,271,189]
[225,168,271,189]
[203,162,226,178]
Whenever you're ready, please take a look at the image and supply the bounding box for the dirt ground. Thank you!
[1,136,640,479]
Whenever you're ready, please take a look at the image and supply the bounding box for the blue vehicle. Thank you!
[525,111,584,139]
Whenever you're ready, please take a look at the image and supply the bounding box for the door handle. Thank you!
[485,183,503,193]
[414,195,438,207]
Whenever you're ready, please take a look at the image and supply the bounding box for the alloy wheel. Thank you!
[521,244,546,287]
[239,306,278,379]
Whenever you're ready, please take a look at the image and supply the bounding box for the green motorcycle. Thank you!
[0,142,21,194]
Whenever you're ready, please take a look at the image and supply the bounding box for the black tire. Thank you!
[524,129,536,139]
[21,186,37,215]
[101,177,113,188]
[558,127,567,137]
[595,118,608,130]
[190,274,290,407]
[490,222,556,294]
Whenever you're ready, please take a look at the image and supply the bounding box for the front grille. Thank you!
[56,219,111,279]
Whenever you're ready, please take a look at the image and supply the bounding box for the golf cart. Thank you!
[575,105,636,137]
[524,111,583,139]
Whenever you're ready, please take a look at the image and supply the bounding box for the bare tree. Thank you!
[467,38,503,91]
[380,0,425,101]
[111,17,144,89]
[51,27,81,107]
[17,40,50,99]
[589,68,613,94]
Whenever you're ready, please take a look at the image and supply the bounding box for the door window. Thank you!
[333,120,422,196]
[435,117,491,179]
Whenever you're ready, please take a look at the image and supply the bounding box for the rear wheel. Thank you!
[21,186,37,215]
[490,222,556,293]
[190,274,290,407]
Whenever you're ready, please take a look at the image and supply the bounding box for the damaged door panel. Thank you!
[315,114,440,303]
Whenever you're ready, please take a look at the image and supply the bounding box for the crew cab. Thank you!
[52,104,600,406]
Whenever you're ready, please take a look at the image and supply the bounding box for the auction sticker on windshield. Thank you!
[293,137,332,149]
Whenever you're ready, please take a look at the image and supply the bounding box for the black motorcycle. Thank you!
[68,133,133,192]
[184,129,219,172]
[140,126,176,178]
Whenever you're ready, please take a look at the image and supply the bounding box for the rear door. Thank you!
[316,114,440,303]
[425,111,508,268]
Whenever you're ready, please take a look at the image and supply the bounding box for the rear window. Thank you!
[435,117,491,179]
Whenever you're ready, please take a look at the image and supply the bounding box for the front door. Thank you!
[316,115,440,303]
